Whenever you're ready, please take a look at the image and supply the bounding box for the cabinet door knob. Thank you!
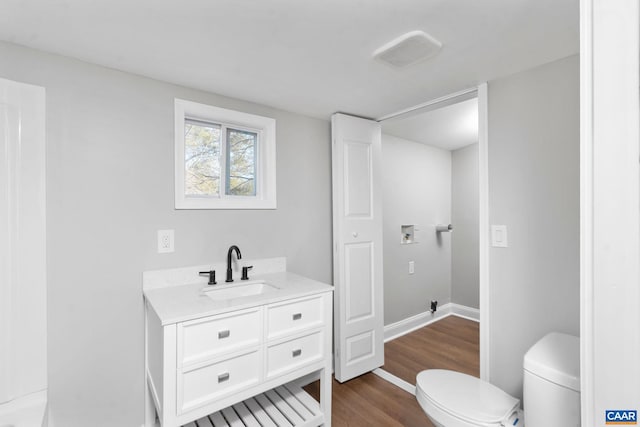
[218,372,230,383]
[352,231,358,238]
[218,330,230,339]
[292,313,302,321]
[292,349,302,357]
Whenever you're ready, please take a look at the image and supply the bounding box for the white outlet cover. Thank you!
[157,229,175,253]
[491,225,508,248]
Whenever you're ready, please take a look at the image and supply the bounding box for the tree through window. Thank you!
[184,119,221,197]
[175,99,276,209]
[226,128,257,196]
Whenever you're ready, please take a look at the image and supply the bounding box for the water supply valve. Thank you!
[430,300,438,313]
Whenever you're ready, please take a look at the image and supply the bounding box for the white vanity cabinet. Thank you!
[145,286,333,427]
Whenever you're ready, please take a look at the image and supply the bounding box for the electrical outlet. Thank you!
[157,229,174,253]
[409,261,415,274]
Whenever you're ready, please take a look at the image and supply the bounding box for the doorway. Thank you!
[380,94,480,326]
[375,90,483,387]
[331,84,490,384]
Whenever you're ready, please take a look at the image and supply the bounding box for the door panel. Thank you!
[344,141,372,217]
[332,113,384,382]
[345,242,374,323]
[345,331,376,365]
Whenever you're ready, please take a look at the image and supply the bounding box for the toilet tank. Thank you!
[523,332,580,427]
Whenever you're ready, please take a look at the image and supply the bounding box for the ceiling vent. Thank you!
[373,31,442,68]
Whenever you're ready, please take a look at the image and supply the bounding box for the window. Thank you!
[175,99,276,209]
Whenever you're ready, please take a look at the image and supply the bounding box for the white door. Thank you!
[331,113,384,382]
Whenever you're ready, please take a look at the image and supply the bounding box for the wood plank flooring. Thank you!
[383,315,479,385]
[304,315,479,426]
[304,373,432,427]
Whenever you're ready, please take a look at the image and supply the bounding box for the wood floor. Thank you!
[304,373,432,427]
[383,315,479,385]
[305,315,479,426]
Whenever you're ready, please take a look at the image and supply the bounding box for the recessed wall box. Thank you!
[401,225,416,244]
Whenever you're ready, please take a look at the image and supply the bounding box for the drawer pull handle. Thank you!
[292,313,302,321]
[218,330,230,339]
[292,349,302,357]
[218,372,230,383]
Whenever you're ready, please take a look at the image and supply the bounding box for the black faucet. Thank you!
[226,245,242,282]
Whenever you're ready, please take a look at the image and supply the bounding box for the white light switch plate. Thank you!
[157,229,175,253]
[491,225,508,248]
[409,261,415,274]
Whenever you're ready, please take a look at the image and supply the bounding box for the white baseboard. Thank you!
[384,303,452,342]
[384,303,479,342]
[450,303,480,322]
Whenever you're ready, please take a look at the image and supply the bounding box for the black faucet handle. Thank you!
[199,270,217,285]
[241,266,253,281]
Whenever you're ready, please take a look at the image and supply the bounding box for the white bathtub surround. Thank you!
[383,303,479,342]
[0,390,47,427]
[142,257,286,291]
[143,261,333,426]
[0,78,47,426]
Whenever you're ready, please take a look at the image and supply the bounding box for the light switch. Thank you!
[409,261,415,274]
[491,225,508,248]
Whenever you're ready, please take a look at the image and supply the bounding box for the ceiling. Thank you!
[382,97,478,151]
[0,0,579,119]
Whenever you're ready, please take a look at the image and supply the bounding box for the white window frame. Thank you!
[175,98,276,209]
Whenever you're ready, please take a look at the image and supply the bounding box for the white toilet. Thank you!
[416,332,580,427]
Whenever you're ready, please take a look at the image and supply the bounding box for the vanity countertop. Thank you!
[144,271,333,325]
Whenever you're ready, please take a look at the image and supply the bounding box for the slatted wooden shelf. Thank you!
[182,383,324,427]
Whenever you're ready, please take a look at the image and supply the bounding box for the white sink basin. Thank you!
[204,280,280,301]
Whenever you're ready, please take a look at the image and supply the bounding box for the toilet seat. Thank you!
[416,369,521,427]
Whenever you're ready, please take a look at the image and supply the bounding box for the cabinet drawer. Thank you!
[178,349,261,414]
[178,308,261,366]
[266,296,324,339]
[266,331,323,378]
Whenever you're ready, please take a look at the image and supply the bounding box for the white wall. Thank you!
[382,134,451,325]
[0,41,332,427]
[451,143,479,309]
[487,55,580,399]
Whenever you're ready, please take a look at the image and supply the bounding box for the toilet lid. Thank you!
[416,370,519,424]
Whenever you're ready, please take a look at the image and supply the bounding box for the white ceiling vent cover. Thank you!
[373,31,442,68]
